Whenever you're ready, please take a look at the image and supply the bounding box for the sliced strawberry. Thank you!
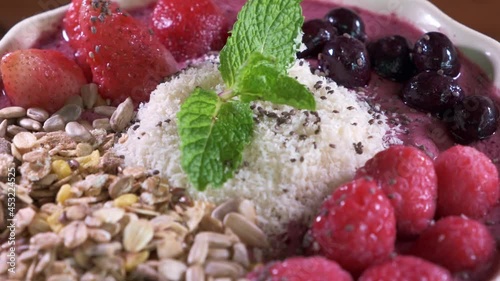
[0,49,87,113]
[63,0,85,49]
[67,0,178,105]
[151,0,229,61]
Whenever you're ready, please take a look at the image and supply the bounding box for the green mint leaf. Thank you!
[219,0,304,86]
[177,88,254,191]
[234,53,316,110]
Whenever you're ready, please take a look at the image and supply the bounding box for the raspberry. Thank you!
[411,216,496,273]
[311,178,396,274]
[434,145,499,220]
[356,145,438,236]
[247,256,353,281]
[359,255,453,281]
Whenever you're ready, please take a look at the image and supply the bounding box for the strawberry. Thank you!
[359,255,453,281]
[62,0,84,48]
[311,178,396,274]
[247,256,353,281]
[150,0,229,61]
[434,145,499,220]
[0,49,87,113]
[356,145,438,236]
[65,0,178,106]
[411,216,496,273]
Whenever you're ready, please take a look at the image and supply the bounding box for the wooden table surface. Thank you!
[0,0,499,40]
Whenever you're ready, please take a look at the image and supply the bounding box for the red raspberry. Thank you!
[434,145,499,220]
[247,256,353,281]
[411,216,496,273]
[359,255,453,281]
[311,178,396,274]
[356,145,438,236]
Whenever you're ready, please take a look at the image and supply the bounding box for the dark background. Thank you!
[0,0,499,41]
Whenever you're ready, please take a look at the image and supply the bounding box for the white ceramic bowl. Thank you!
[1,0,499,279]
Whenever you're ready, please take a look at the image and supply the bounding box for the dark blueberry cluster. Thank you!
[299,7,498,144]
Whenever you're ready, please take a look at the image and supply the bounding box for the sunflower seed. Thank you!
[158,259,187,281]
[195,232,232,248]
[187,238,209,265]
[92,118,111,130]
[110,97,134,132]
[186,265,205,281]
[212,198,240,222]
[56,104,83,123]
[204,261,244,278]
[81,83,98,109]
[93,106,117,117]
[7,124,28,136]
[18,117,42,131]
[65,95,83,108]
[26,107,49,122]
[43,115,66,132]
[232,243,250,268]
[0,106,26,119]
[207,248,231,260]
[238,200,257,224]
[223,213,269,248]
[65,122,93,142]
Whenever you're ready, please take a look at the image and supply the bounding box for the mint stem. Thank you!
[218,89,235,101]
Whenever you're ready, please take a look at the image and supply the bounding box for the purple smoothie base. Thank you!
[1,0,500,279]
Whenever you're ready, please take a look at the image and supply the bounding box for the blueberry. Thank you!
[413,32,461,77]
[297,19,337,59]
[320,34,371,88]
[368,35,415,82]
[324,8,366,42]
[400,71,464,115]
[448,95,498,144]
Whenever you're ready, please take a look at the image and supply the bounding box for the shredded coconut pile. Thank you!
[114,59,398,237]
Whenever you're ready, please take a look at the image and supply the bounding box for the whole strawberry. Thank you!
[356,145,438,236]
[247,256,353,281]
[1,49,87,113]
[150,0,229,61]
[435,145,499,220]
[359,255,453,281]
[64,0,178,106]
[311,178,396,274]
[411,216,496,273]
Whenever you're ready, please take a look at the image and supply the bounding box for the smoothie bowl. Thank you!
[1,0,500,280]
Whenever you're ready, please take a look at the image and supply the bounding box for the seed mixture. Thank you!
[0,87,266,280]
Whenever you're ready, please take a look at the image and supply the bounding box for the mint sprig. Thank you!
[235,53,315,110]
[177,88,253,190]
[177,0,316,191]
[219,0,304,86]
